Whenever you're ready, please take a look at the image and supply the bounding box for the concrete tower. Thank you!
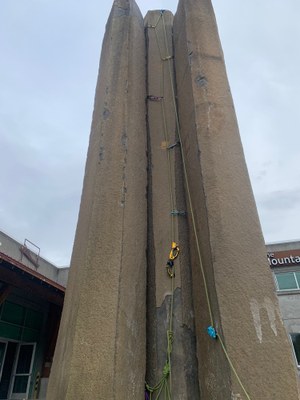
[47,0,300,399]
[46,1,147,398]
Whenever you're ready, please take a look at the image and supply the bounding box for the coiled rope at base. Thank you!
[145,301,174,400]
[145,251,176,400]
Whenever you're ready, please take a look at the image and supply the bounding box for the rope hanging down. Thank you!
[145,261,176,400]
[145,10,252,400]
[160,11,253,400]
[145,10,179,400]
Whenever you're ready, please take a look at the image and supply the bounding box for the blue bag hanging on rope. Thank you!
[207,326,217,339]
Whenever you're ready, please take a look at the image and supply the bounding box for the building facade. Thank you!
[1,225,299,399]
[0,231,67,400]
[267,240,300,379]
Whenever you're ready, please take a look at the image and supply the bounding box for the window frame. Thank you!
[274,271,300,291]
[8,342,36,400]
[290,333,300,368]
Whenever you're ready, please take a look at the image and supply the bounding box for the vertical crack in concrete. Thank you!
[112,20,129,400]
[112,127,128,400]
[145,20,158,387]
[144,10,201,398]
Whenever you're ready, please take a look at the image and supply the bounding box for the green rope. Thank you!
[218,335,252,400]
[162,12,253,399]
[145,277,175,400]
[146,11,252,400]
[145,13,178,400]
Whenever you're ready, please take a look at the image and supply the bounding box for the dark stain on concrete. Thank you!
[121,130,128,149]
[99,146,105,161]
[103,108,111,119]
[195,75,208,87]
[201,53,223,62]
[114,6,130,17]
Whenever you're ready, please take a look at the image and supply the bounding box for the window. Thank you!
[275,272,300,291]
[0,302,42,342]
[290,334,300,367]
[9,343,36,400]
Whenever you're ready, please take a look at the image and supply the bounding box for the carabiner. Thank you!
[166,264,175,278]
[169,242,180,260]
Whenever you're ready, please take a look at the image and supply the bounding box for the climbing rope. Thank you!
[160,11,253,400]
[145,11,179,400]
[149,11,252,400]
[146,10,252,400]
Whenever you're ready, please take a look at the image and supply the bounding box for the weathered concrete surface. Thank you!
[173,0,300,399]
[145,10,200,399]
[46,1,147,399]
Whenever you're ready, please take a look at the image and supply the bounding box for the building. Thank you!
[0,225,300,399]
[0,231,67,400]
[267,240,300,378]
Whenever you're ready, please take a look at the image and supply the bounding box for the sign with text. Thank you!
[267,249,300,267]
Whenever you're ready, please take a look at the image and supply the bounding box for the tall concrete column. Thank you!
[47,0,300,398]
[46,1,147,399]
[173,0,300,399]
[145,10,200,399]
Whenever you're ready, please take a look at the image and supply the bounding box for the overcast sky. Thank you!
[1,0,299,266]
